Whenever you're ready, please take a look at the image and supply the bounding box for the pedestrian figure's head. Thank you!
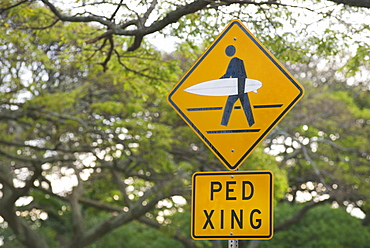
[225,45,236,57]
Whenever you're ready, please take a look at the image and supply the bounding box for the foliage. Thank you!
[0,0,369,248]
[260,203,370,248]
[90,220,185,248]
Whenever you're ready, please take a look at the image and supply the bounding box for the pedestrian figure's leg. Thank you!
[221,95,238,126]
[240,93,255,126]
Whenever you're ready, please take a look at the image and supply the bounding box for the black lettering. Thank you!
[226,181,237,200]
[203,210,215,229]
[250,209,262,229]
[210,182,222,200]
[242,181,254,200]
[220,209,224,229]
[231,209,243,229]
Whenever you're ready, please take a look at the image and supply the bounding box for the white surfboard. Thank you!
[184,78,262,96]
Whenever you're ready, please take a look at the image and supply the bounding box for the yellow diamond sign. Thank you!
[168,20,304,170]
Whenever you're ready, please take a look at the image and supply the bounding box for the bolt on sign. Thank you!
[191,171,273,240]
[168,19,304,171]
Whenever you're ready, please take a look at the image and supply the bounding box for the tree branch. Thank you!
[69,165,85,246]
[274,199,330,232]
[28,19,60,30]
[273,126,330,190]
[109,0,123,21]
[0,147,75,164]
[137,216,196,248]
[326,0,370,8]
[142,0,158,25]
[301,145,330,191]
[0,0,29,14]
[41,0,211,51]
[73,179,186,247]
[0,139,91,153]
[40,0,117,28]
[0,207,49,248]
[98,35,114,71]
[111,165,132,208]
[114,50,168,81]
[0,164,49,248]
[316,138,370,158]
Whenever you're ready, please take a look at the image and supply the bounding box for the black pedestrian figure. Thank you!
[221,45,255,127]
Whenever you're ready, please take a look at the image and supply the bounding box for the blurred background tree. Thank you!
[0,1,369,247]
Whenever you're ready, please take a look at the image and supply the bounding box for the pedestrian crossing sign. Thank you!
[168,19,304,170]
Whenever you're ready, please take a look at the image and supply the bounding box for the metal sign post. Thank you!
[229,240,238,248]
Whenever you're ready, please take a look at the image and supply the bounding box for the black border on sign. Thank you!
[168,20,304,170]
[191,171,273,239]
